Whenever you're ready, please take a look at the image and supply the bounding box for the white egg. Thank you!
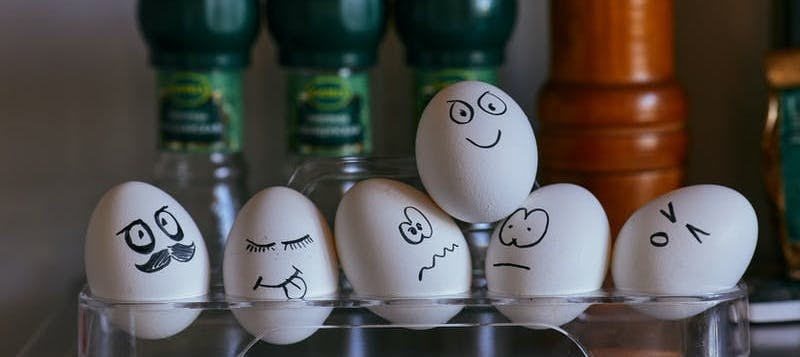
[223,186,338,344]
[612,185,758,319]
[335,178,471,326]
[85,181,210,339]
[416,80,538,223]
[485,184,609,327]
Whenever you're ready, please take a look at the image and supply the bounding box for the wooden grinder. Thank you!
[538,0,688,237]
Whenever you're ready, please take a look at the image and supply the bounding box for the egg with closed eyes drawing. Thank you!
[486,184,610,328]
[85,181,210,339]
[416,80,538,223]
[223,186,338,345]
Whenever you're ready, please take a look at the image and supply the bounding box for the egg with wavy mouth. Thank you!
[223,186,338,344]
[416,80,538,223]
[335,179,471,327]
[85,181,210,339]
[486,184,609,328]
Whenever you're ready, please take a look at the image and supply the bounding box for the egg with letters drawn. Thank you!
[612,184,758,319]
[335,178,471,327]
[486,183,609,327]
[85,181,210,339]
[416,80,538,223]
[223,186,338,344]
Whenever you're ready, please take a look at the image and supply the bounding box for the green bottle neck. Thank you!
[156,69,245,154]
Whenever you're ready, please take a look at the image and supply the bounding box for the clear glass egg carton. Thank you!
[78,157,751,356]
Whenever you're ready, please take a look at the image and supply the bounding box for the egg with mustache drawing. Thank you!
[85,181,210,339]
[486,184,609,327]
[223,186,338,344]
[416,81,538,223]
[335,178,471,327]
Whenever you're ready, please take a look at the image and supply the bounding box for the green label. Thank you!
[158,71,243,153]
[288,72,371,156]
[414,67,498,120]
[780,88,800,244]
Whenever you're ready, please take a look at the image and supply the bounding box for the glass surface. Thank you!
[79,157,751,356]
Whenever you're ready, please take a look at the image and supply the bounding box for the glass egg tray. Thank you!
[77,157,751,356]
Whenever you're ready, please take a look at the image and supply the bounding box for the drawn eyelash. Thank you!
[281,234,314,250]
[245,239,276,253]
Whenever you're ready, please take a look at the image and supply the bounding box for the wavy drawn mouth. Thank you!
[466,129,502,149]
[253,265,307,299]
[418,243,459,281]
[135,242,196,273]
[493,262,531,270]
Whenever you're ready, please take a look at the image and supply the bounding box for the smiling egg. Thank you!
[485,184,609,327]
[612,185,757,319]
[223,186,338,344]
[85,181,210,339]
[335,178,471,326]
[416,81,538,223]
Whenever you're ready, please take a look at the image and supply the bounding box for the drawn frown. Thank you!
[447,91,508,149]
[397,206,460,281]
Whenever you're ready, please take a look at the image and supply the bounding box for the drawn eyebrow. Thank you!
[245,239,276,253]
[281,234,314,250]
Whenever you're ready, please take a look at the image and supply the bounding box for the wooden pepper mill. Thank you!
[538,0,688,237]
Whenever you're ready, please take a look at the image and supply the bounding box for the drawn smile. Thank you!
[466,129,502,149]
[493,262,531,270]
[253,265,307,299]
[418,243,459,281]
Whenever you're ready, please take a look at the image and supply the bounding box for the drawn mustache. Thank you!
[135,242,196,273]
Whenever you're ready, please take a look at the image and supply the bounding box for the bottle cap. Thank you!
[395,0,517,68]
[266,0,387,69]
[138,0,260,70]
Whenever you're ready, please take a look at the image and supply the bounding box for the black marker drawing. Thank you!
[466,129,502,149]
[686,223,710,243]
[245,239,276,253]
[116,206,195,273]
[399,206,433,245]
[253,265,307,299]
[498,207,549,248]
[493,262,531,270]
[477,91,507,115]
[447,99,474,124]
[281,234,314,250]
[649,201,712,247]
[418,243,459,281]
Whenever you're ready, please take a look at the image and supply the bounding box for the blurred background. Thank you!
[0,0,787,355]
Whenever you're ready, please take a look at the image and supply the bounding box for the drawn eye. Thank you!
[116,219,155,254]
[154,206,184,241]
[477,91,507,115]
[245,239,276,253]
[281,234,314,250]
[650,232,669,247]
[447,99,474,124]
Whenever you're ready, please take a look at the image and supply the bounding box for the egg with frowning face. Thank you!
[416,80,538,223]
[486,183,609,327]
[223,186,338,344]
[85,181,210,339]
[335,178,471,327]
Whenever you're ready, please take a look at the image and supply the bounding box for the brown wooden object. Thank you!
[538,0,688,236]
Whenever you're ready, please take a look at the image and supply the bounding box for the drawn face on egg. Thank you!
[395,205,460,282]
[447,90,509,149]
[491,207,550,271]
[243,233,316,299]
[116,205,196,273]
[646,201,712,248]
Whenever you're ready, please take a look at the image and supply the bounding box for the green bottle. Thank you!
[395,0,517,121]
[266,0,387,159]
[138,0,259,279]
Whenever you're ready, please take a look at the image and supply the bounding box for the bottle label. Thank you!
[158,71,243,153]
[414,67,498,120]
[780,88,800,244]
[288,72,371,156]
